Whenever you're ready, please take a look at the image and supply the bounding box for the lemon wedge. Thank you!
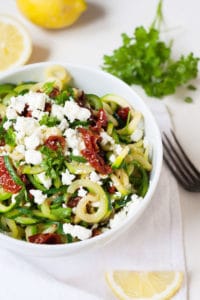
[0,15,32,72]
[16,0,87,29]
[105,270,183,299]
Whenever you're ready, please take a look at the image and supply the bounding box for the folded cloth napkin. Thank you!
[0,102,186,300]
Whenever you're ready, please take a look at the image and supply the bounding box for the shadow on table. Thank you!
[28,44,50,64]
[71,2,106,29]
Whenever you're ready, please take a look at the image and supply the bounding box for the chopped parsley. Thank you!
[42,81,55,94]
[187,84,196,91]
[0,119,16,146]
[184,96,193,103]
[40,145,66,179]
[55,88,74,106]
[39,114,60,127]
[5,127,16,146]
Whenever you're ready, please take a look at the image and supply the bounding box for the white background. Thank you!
[1,0,200,298]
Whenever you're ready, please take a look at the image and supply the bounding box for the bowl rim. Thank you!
[0,61,163,254]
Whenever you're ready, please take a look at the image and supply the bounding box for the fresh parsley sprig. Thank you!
[102,0,199,99]
[40,146,66,179]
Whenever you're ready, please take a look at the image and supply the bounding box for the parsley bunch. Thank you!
[102,0,199,98]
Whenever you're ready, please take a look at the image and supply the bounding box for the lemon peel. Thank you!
[16,0,87,29]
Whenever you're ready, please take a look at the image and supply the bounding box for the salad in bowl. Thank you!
[0,63,162,255]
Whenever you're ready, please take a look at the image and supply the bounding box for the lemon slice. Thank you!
[105,270,183,299]
[0,15,32,72]
[44,65,72,89]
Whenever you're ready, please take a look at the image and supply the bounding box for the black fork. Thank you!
[162,130,200,192]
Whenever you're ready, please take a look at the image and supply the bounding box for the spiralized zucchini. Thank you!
[0,65,152,244]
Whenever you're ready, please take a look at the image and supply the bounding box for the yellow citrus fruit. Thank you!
[16,0,87,29]
[105,270,183,299]
[45,65,72,86]
[0,15,32,72]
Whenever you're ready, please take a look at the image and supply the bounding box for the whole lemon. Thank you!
[16,0,87,29]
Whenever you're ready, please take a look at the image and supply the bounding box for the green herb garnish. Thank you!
[42,81,55,94]
[55,88,74,106]
[187,84,196,91]
[39,114,60,127]
[184,96,193,103]
[40,146,66,179]
[102,0,199,99]
[5,127,16,146]
[0,119,16,146]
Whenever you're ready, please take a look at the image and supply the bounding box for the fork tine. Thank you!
[163,133,199,183]
[162,131,200,192]
[163,152,192,190]
[171,130,200,178]
[164,131,199,181]
[162,138,194,184]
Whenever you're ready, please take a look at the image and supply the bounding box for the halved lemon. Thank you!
[105,270,183,299]
[0,15,32,72]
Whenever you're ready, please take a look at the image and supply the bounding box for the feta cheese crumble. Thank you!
[11,193,18,204]
[23,92,46,111]
[6,107,18,120]
[63,223,92,240]
[37,172,52,189]
[24,132,42,150]
[25,150,43,165]
[29,189,47,205]
[51,104,65,121]
[89,171,101,183]
[64,101,91,122]
[100,131,115,146]
[3,120,12,130]
[109,195,142,229]
[10,95,26,114]
[61,169,75,185]
[14,117,39,139]
[77,187,88,197]
[131,128,143,142]
[64,128,85,155]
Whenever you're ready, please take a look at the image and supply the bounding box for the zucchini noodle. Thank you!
[0,65,152,244]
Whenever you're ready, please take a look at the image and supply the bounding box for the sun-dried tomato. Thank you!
[0,139,5,146]
[67,196,81,208]
[107,185,116,194]
[92,228,102,237]
[79,128,112,175]
[28,233,62,244]
[91,109,108,132]
[79,127,101,151]
[20,174,28,185]
[20,104,32,117]
[49,87,60,99]
[81,148,112,175]
[76,90,86,107]
[0,156,22,193]
[117,107,130,121]
[44,102,52,113]
[44,135,66,151]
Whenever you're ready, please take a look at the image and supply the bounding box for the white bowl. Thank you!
[0,62,163,257]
